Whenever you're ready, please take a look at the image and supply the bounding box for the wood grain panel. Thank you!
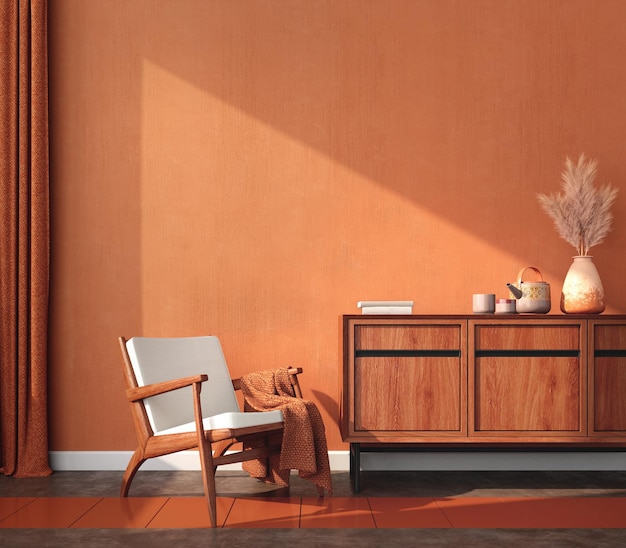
[474,357,580,432]
[354,357,461,431]
[593,357,626,431]
[593,325,626,350]
[355,325,461,351]
[474,325,580,351]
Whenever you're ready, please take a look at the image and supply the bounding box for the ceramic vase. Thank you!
[560,255,605,314]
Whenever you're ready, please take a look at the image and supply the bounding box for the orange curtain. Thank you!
[0,0,51,477]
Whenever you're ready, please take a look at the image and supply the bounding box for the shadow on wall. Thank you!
[137,1,626,308]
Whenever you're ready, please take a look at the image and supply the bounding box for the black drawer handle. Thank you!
[475,350,579,358]
[595,350,626,358]
[356,350,461,358]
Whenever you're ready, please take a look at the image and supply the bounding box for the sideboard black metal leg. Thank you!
[350,443,361,493]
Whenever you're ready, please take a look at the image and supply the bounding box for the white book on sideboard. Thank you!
[357,301,413,315]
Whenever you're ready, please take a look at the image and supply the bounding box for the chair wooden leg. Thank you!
[203,463,218,529]
[120,448,145,497]
[196,431,218,527]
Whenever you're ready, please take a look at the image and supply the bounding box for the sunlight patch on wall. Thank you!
[139,59,542,331]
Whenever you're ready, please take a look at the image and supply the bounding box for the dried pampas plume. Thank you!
[537,154,618,256]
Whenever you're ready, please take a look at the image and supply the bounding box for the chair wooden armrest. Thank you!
[231,367,303,398]
[126,374,208,402]
[287,367,303,398]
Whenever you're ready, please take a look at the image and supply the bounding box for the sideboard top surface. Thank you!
[343,314,626,321]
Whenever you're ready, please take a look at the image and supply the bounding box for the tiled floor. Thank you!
[5,493,626,530]
[3,470,626,546]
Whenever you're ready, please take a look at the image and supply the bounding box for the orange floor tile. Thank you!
[225,496,301,528]
[369,497,452,528]
[2,496,626,529]
[0,497,101,528]
[0,498,36,523]
[147,496,234,528]
[435,497,530,528]
[300,496,376,528]
[71,497,169,529]
[500,497,626,529]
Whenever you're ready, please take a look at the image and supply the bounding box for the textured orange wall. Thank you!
[48,0,626,452]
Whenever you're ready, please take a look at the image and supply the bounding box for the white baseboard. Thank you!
[48,451,350,472]
[49,450,626,472]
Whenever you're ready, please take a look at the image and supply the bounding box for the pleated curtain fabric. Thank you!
[0,0,52,478]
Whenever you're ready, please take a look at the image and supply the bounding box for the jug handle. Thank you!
[517,266,545,285]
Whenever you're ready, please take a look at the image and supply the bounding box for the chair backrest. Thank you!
[125,336,240,434]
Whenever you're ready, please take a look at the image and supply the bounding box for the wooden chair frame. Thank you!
[118,336,303,528]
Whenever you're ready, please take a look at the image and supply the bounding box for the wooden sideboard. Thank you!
[340,314,626,491]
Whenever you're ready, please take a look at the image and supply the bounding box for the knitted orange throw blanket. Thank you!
[240,368,332,496]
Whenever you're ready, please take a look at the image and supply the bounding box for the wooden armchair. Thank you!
[119,335,303,528]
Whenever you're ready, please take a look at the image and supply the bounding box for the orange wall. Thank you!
[47,0,626,452]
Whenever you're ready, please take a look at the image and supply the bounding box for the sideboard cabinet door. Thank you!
[590,320,626,434]
[344,319,466,440]
[470,320,585,437]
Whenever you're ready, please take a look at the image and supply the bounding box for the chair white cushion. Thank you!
[126,336,254,435]
[156,409,284,436]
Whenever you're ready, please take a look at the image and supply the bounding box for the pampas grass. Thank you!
[537,154,618,256]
